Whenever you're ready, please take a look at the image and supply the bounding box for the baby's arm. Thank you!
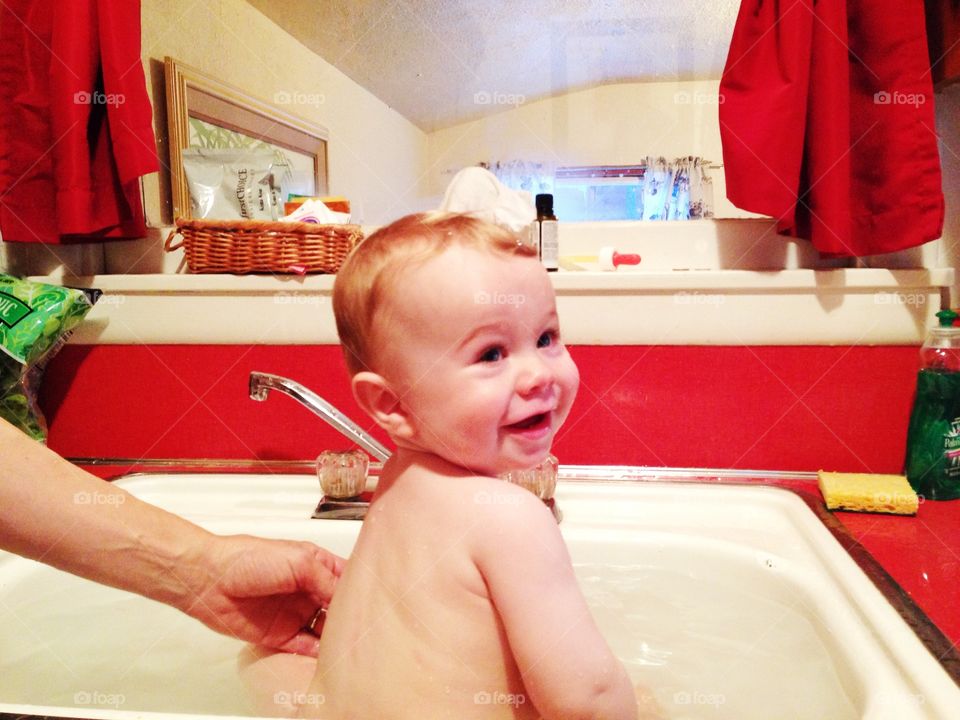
[474,483,639,720]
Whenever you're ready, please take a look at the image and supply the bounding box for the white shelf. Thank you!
[30,267,953,346]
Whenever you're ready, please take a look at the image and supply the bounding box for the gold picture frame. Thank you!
[164,57,329,220]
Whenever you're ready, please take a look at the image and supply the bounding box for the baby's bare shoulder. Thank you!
[453,477,560,552]
[391,470,549,537]
[468,477,547,514]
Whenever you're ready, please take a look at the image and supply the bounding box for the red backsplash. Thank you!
[40,344,919,473]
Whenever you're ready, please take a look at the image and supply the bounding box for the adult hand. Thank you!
[0,417,345,655]
[179,533,344,656]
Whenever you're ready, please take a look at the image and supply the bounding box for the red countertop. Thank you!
[835,502,960,648]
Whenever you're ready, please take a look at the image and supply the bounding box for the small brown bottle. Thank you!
[534,193,559,272]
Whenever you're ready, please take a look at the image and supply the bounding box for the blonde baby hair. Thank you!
[333,212,535,376]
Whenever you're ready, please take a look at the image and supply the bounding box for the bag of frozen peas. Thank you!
[0,275,99,441]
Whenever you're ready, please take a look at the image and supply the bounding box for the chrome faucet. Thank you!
[248,371,560,522]
[248,371,392,462]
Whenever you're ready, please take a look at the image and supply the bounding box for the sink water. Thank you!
[0,471,957,719]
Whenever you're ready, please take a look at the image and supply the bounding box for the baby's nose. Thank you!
[516,355,552,395]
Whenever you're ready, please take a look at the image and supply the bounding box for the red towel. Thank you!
[719,0,944,257]
[0,0,159,244]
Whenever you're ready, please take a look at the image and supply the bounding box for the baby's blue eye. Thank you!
[537,331,555,348]
[479,346,503,363]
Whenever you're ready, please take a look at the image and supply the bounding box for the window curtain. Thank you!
[0,0,158,244]
[485,160,555,196]
[640,156,714,220]
[719,0,944,257]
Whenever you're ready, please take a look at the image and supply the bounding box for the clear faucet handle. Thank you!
[499,454,559,499]
[317,449,369,499]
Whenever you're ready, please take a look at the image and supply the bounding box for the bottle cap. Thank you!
[936,309,958,328]
[535,193,554,216]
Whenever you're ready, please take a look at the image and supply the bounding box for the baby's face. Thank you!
[378,244,579,476]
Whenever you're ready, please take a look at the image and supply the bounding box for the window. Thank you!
[489,159,714,222]
[554,166,646,221]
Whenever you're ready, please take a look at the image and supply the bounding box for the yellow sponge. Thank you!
[817,471,919,515]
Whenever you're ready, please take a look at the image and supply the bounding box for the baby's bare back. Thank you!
[306,473,539,719]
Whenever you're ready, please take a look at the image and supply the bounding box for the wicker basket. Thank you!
[164,218,363,274]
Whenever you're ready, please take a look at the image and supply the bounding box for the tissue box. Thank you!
[284,196,351,216]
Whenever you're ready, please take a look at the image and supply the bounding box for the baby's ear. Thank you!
[351,372,415,440]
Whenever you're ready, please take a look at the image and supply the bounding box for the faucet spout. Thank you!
[249,371,392,462]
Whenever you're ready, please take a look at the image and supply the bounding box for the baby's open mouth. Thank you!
[507,412,548,430]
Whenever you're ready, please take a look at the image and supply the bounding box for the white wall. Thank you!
[934,83,960,303]
[426,78,958,277]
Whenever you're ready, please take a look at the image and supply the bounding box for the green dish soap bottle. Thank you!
[905,309,960,500]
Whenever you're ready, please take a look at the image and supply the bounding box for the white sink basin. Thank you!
[1,470,957,719]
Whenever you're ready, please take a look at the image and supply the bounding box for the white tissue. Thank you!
[439,167,536,232]
[281,199,351,225]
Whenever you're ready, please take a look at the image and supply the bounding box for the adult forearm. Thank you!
[1,419,343,654]
[0,419,213,611]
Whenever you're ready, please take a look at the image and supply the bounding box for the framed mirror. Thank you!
[164,56,329,220]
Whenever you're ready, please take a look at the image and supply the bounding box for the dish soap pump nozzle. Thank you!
[936,309,958,327]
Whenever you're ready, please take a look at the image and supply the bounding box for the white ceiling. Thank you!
[245,0,740,131]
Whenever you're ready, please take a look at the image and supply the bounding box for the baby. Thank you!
[245,212,657,719]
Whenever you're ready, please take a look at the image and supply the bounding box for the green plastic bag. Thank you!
[0,275,98,442]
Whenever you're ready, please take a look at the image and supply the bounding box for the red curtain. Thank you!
[0,0,159,244]
[719,0,944,257]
